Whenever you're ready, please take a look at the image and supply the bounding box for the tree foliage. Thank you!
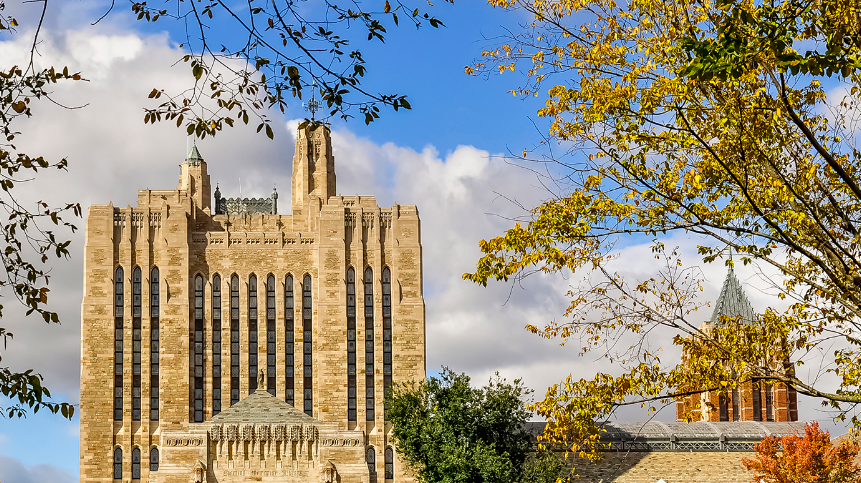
[0,0,80,419]
[743,422,861,483]
[388,368,539,483]
[519,449,566,483]
[464,0,861,464]
[130,0,453,136]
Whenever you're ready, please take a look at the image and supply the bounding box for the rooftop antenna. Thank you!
[304,78,320,121]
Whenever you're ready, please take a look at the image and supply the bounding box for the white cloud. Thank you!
[1,13,857,476]
[0,455,76,483]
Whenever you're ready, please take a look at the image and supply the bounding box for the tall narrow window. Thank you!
[347,268,357,421]
[367,447,376,476]
[194,275,205,422]
[382,268,392,418]
[150,268,159,421]
[267,275,276,395]
[765,384,774,421]
[789,385,798,420]
[303,274,313,416]
[212,274,222,415]
[114,448,122,479]
[385,447,394,480]
[718,394,728,421]
[732,387,740,421]
[365,267,375,421]
[249,274,258,392]
[149,447,159,472]
[752,380,762,421]
[230,275,240,405]
[285,275,295,406]
[132,447,141,480]
[114,267,124,421]
[132,267,142,421]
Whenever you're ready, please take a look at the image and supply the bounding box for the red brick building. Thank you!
[676,267,798,423]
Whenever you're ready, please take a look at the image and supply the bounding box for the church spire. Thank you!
[709,262,757,325]
[187,144,204,163]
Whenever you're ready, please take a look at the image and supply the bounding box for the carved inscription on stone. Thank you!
[222,470,308,477]
[320,438,361,447]
[164,438,205,446]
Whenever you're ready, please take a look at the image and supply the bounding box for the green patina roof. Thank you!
[710,265,757,325]
[187,145,204,162]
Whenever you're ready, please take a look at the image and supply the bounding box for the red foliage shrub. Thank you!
[743,422,861,483]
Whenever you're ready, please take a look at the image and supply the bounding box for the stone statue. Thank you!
[258,369,266,390]
[191,460,207,483]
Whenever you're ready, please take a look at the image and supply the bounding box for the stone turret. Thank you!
[178,145,212,212]
[292,125,336,215]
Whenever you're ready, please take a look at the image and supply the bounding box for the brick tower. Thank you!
[676,266,798,422]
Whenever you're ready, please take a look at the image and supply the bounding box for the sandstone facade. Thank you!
[80,125,425,483]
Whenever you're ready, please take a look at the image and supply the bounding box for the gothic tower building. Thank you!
[80,125,425,483]
[676,266,798,423]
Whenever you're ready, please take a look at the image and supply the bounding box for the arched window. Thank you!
[718,394,728,421]
[385,447,394,480]
[249,274,259,392]
[149,447,159,472]
[285,274,295,406]
[211,274,222,415]
[303,274,313,416]
[366,447,376,476]
[382,267,392,418]
[114,267,124,422]
[132,447,141,479]
[267,275,276,395]
[346,268,357,422]
[113,447,122,479]
[132,267,142,421]
[364,267,374,421]
[193,274,205,422]
[230,275,240,405]
[150,267,160,421]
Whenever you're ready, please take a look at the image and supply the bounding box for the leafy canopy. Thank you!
[465,0,861,463]
[743,422,861,483]
[0,1,81,419]
[130,0,453,136]
[388,368,546,483]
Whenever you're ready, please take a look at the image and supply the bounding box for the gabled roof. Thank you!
[710,265,757,325]
[209,390,317,424]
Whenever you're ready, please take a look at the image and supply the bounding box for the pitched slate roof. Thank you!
[209,390,317,424]
[598,421,806,441]
[524,421,806,443]
[709,265,757,325]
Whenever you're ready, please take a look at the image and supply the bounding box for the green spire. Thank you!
[187,144,204,162]
[709,264,757,325]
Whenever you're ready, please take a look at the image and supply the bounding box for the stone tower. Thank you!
[676,266,798,422]
[80,125,425,483]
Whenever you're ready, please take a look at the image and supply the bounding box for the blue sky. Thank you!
[0,0,856,481]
